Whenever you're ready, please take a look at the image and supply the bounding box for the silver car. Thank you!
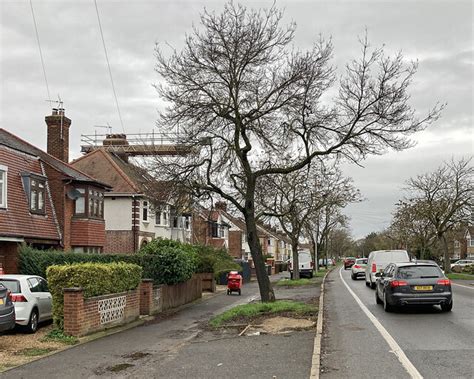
[351,258,368,280]
[0,275,52,333]
[0,283,15,332]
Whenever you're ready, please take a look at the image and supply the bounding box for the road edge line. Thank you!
[451,282,474,290]
[309,270,330,379]
[338,268,423,379]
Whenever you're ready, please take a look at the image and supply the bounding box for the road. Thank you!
[1,273,320,379]
[321,267,474,379]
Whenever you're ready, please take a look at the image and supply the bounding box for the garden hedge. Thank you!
[47,262,142,329]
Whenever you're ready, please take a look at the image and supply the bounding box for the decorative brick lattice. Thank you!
[98,296,126,324]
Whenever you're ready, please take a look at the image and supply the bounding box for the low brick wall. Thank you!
[139,279,163,316]
[161,275,202,311]
[64,288,140,337]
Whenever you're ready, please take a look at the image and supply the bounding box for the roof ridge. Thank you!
[99,150,141,193]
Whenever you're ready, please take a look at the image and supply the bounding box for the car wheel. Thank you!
[441,301,453,312]
[26,309,39,333]
[309,272,314,278]
[365,280,370,287]
[238,289,241,296]
[375,289,382,305]
[290,272,293,280]
[370,278,376,289]
[351,274,356,280]
[383,292,393,312]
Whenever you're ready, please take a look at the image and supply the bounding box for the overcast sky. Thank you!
[1,0,472,239]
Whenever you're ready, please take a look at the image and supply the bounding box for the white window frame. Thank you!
[0,165,7,208]
[142,200,149,222]
[469,238,474,247]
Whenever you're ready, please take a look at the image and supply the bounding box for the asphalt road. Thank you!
[321,267,474,379]
[1,273,320,379]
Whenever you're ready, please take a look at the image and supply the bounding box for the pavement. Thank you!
[321,267,474,379]
[1,272,321,379]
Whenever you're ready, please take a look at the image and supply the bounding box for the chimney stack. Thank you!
[103,134,129,162]
[45,108,71,163]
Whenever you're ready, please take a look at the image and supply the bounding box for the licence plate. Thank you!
[0,298,3,305]
[414,285,433,291]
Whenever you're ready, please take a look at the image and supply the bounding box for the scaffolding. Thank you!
[80,132,192,156]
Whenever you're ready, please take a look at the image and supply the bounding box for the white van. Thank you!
[288,250,314,278]
[365,250,410,289]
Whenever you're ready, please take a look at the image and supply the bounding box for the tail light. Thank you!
[371,263,377,273]
[11,294,28,302]
[437,279,451,286]
[310,262,314,268]
[353,265,360,269]
[390,280,408,288]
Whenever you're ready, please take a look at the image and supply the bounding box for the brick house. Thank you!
[0,109,110,273]
[453,226,474,259]
[71,135,192,253]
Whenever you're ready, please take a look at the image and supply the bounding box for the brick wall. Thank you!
[70,218,106,247]
[192,215,209,245]
[228,230,243,258]
[139,280,162,315]
[104,230,135,254]
[45,112,71,163]
[0,242,19,274]
[64,288,140,337]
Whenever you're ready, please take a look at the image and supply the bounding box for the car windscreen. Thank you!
[355,259,367,264]
[396,266,443,279]
[0,280,21,293]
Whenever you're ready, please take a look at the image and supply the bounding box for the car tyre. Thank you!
[383,292,393,312]
[351,274,356,280]
[441,301,453,312]
[365,280,370,287]
[238,289,241,296]
[309,272,314,279]
[375,289,382,305]
[26,309,39,334]
[370,278,376,289]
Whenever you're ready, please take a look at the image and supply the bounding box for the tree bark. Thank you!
[244,200,275,302]
[291,239,300,280]
[439,234,451,273]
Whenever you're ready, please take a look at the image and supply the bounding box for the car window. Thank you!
[0,279,20,293]
[38,278,49,292]
[356,259,367,264]
[397,266,443,279]
[28,277,41,293]
[384,265,394,277]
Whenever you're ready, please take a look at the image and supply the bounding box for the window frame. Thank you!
[0,165,7,208]
[142,200,149,222]
[73,185,104,219]
[29,176,46,215]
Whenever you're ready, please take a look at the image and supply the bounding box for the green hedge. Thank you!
[462,264,474,275]
[47,262,142,329]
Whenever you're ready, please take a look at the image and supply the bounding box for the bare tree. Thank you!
[405,158,473,271]
[152,2,442,301]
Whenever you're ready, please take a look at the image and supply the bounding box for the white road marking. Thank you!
[452,282,474,290]
[339,268,423,379]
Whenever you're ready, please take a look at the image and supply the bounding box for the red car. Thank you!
[344,257,356,270]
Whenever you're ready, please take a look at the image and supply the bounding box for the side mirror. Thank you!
[375,272,382,278]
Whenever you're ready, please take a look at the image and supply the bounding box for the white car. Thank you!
[289,250,314,278]
[0,275,52,333]
[450,259,474,269]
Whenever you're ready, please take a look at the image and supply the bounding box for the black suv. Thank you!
[375,262,453,312]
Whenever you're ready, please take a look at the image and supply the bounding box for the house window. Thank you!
[155,207,169,226]
[74,186,104,219]
[185,215,191,230]
[142,201,149,222]
[454,241,460,248]
[0,167,7,208]
[30,178,46,214]
[210,222,219,237]
[469,238,474,247]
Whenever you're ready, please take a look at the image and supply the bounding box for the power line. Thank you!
[29,0,51,104]
[93,0,125,133]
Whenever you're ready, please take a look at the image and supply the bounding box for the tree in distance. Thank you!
[151,2,443,302]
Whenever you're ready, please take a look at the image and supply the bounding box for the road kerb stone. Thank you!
[309,270,330,379]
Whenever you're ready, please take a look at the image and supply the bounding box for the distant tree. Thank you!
[405,158,473,272]
[152,2,442,301]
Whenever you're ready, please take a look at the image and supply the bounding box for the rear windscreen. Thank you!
[0,280,20,293]
[396,266,443,279]
[355,259,367,264]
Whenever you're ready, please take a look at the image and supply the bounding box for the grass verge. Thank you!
[315,268,328,277]
[276,278,315,287]
[40,329,79,345]
[19,347,56,357]
[210,300,317,327]
[447,273,474,280]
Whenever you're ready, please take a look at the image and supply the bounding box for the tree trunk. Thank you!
[438,234,451,273]
[310,232,319,272]
[291,239,300,280]
[244,201,275,302]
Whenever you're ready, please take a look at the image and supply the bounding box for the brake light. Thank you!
[371,263,377,273]
[310,261,314,268]
[353,265,360,269]
[437,279,451,286]
[390,280,408,287]
[11,294,27,302]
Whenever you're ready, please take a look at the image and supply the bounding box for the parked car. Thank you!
[0,283,15,333]
[375,262,453,312]
[344,257,356,270]
[365,250,410,289]
[450,259,474,271]
[289,250,314,278]
[351,258,368,280]
[0,275,52,333]
[318,258,336,267]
